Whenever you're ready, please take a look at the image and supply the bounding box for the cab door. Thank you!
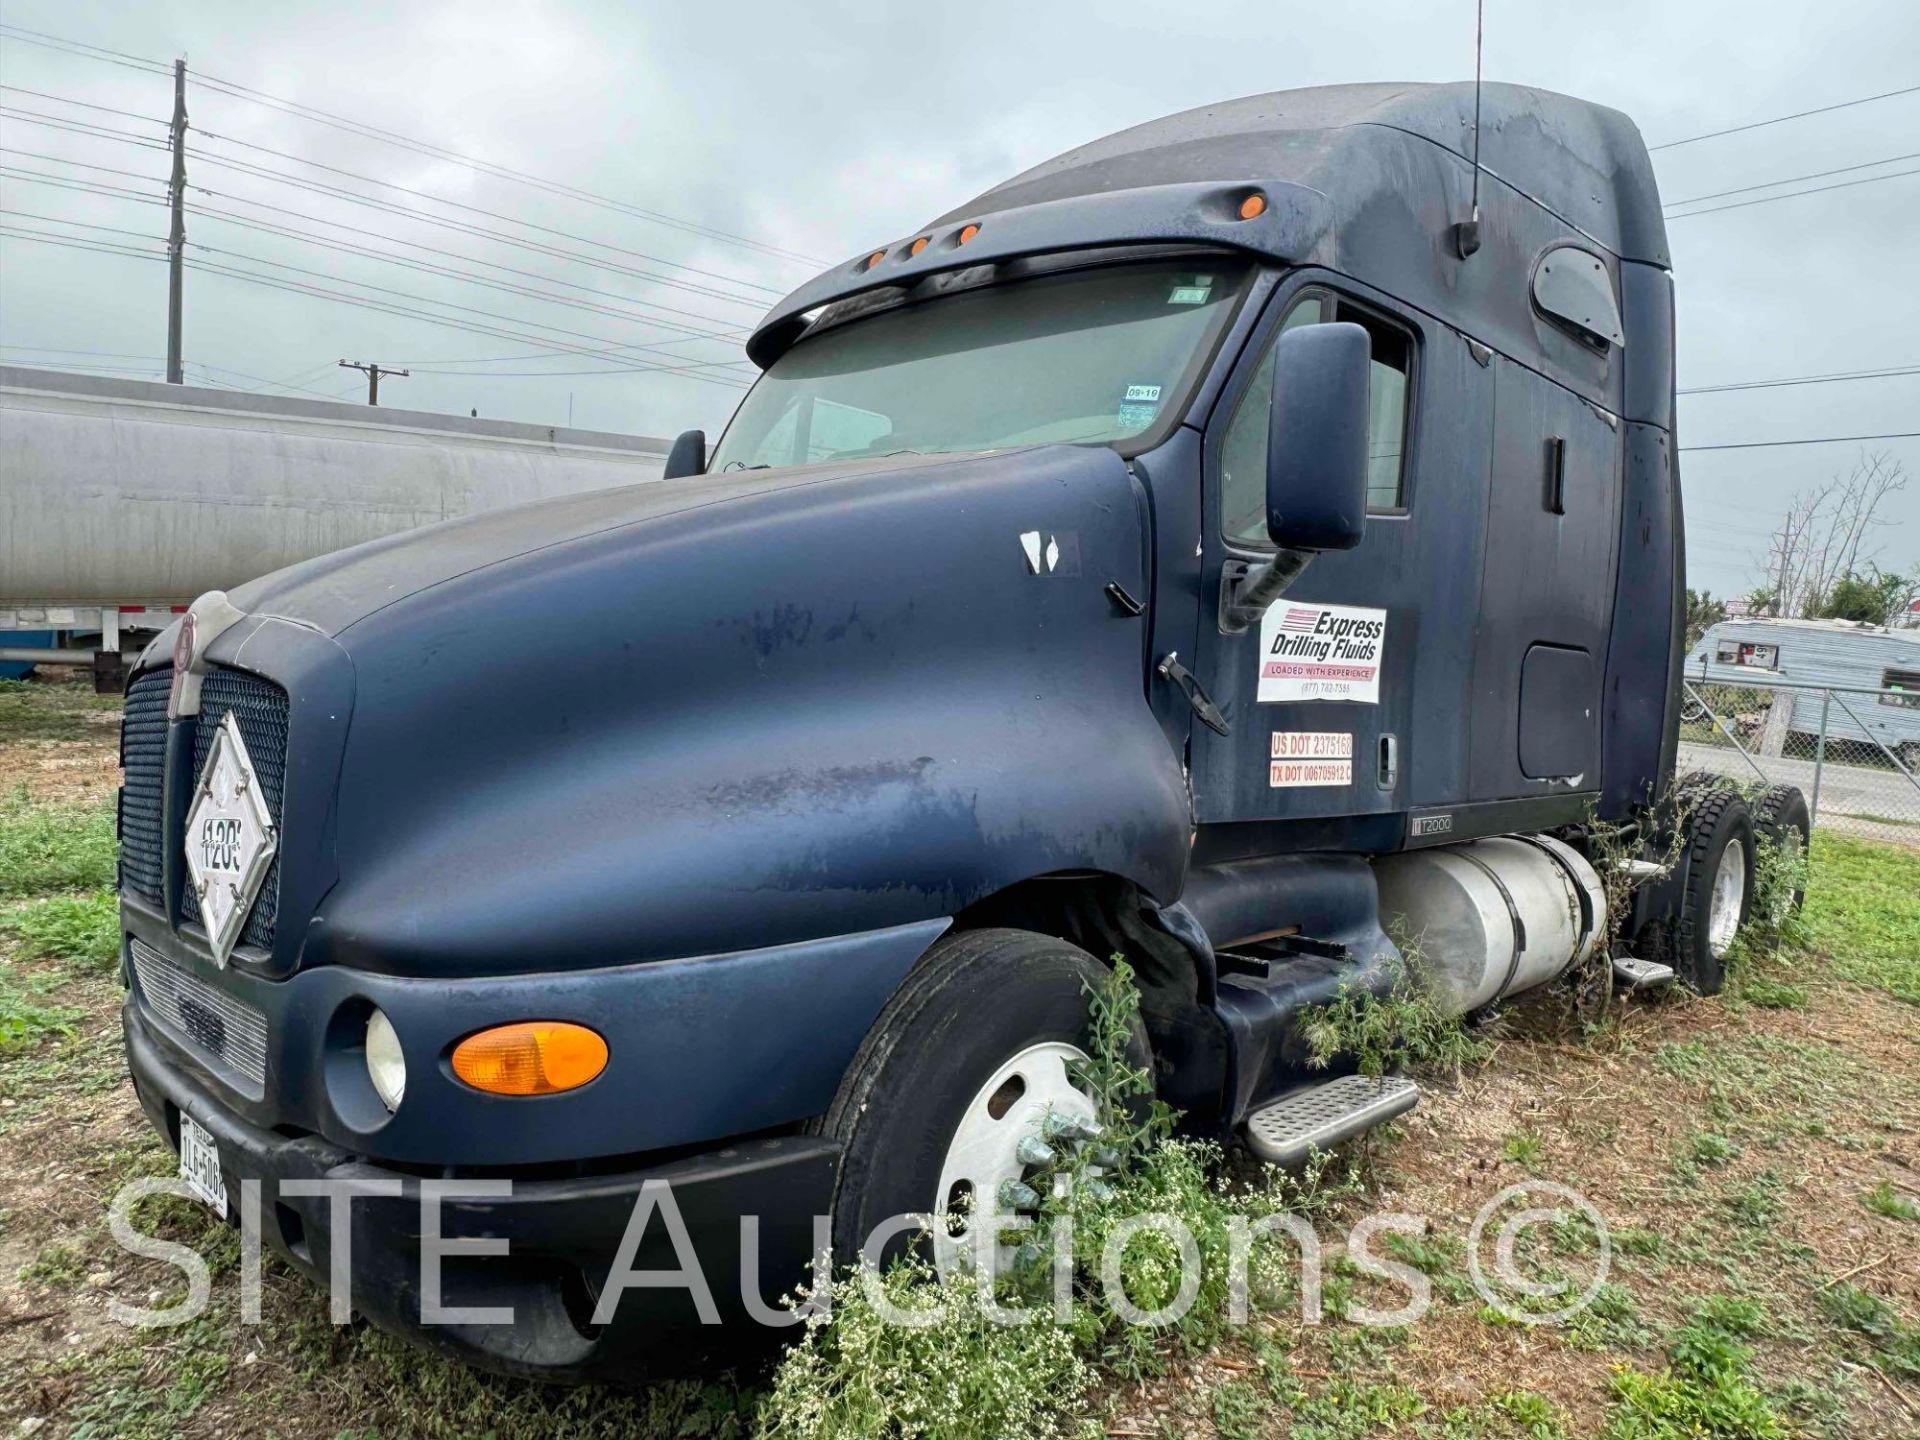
[1189,275,1495,839]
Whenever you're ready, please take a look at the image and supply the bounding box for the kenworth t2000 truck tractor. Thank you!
[116,83,1804,1378]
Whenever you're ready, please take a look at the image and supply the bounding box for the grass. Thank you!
[1801,831,1920,1003]
[1862,1181,1920,1222]
[6,674,1920,1438]
[3,890,121,971]
[0,677,121,742]
[0,785,117,898]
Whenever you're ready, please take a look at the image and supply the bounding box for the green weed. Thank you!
[1862,1181,1920,1222]
[4,890,120,971]
[1299,942,1489,1080]
[0,785,117,898]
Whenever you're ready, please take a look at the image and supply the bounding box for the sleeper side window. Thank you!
[1218,291,1413,548]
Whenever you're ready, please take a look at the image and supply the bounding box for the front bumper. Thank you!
[125,1001,837,1381]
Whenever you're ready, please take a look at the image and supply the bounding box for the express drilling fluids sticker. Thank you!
[1257,602,1386,704]
[1269,731,1353,787]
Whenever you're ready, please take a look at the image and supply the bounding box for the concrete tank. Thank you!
[1,367,671,607]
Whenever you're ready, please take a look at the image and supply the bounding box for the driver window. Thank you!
[1219,292,1412,547]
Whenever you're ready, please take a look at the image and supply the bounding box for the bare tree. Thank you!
[1755,452,1908,618]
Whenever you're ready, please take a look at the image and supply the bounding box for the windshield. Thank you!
[710,259,1249,471]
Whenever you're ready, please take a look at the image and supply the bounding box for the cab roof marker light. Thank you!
[1238,192,1267,220]
[909,236,930,257]
[958,223,980,244]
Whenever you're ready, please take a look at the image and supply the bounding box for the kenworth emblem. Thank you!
[184,712,278,967]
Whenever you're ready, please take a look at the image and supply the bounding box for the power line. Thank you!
[1681,432,1920,451]
[0,103,172,150]
[181,192,751,352]
[1649,81,1920,151]
[1679,364,1920,396]
[0,24,817,273]
[0,163,166,205]
[187,239,752,379]
[1663,150,1920,208]
[173,157,755,338]
[187,129,780,302]
[178,254,750,386]
[0,23,171,75]
[0,226,165,261]
[1665,164,1920,219]
[0,206,160,243]
[0,145,167,188]
[186,68,828,269]
[0,82,168,126]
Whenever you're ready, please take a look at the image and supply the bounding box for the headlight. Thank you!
[365,1008,406,1112]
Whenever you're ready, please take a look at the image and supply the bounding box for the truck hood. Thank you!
[226,442,1192,977]
[230,452,973,638]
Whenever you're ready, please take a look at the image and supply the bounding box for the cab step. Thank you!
[1612,955,1676,989]
[1242,1074,1420,1164]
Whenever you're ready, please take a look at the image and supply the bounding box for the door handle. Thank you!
[1544,436,1566,515]
[1378,733,1399,789]
[1156,652,1230,737]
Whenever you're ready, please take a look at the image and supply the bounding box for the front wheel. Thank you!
[816,929,1149,1277]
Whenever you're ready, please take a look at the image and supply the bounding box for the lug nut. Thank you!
[997,1179,1042,1210]
[1015,1135,1057,1166]
[1042,1112,1100,1143]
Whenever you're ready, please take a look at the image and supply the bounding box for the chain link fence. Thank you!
[1679,677,1920,845]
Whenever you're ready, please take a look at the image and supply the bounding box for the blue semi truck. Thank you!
[115,82,1807,1378]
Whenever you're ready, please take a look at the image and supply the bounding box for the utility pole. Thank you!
[165,58,187,384]
[338,359,409,405]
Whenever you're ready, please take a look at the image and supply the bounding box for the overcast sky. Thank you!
[2,0,1916,599]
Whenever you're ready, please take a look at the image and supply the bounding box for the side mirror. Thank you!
[1266,321,1372,552]
[663,428,706,480]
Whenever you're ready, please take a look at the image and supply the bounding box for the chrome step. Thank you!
[1612,955,1676,989]
[1243,1074,1420,1165]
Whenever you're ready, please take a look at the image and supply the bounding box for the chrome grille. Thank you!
[118,668,171,907]
[179,668,289,951]
[130,938,268,1088]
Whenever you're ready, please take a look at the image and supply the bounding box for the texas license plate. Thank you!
[178,1112,227,1218]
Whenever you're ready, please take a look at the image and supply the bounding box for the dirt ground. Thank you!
[3,670,1917,1438]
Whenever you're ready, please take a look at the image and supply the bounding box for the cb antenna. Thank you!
[1453,0,1485,259]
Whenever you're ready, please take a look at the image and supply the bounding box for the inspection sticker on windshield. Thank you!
[1270,731,1353,787]
[1168,278,1214,304]
[1257,602,1386,704]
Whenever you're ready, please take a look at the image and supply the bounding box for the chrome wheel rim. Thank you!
[932,1041,1094,1279]
[1708,836,1746,956]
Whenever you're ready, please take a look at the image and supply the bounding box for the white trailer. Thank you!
[0,366,669,684]
[1685,616,1920,765]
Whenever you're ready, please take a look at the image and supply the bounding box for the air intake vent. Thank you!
[118,668,171,907]
[130,937,269,1091]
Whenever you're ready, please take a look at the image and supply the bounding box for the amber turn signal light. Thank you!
[451,1021,608,1097]
[1238,193,1267,220]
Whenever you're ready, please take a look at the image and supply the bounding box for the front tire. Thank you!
[816,928,1148,1275]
